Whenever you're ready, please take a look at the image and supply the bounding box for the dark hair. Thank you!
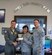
[34,18,39,22]
[11,20,16,23]
[23,25,29,29]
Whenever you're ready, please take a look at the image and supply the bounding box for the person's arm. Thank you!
[23,34,32,46]
[41,28,45,42]
[4,30,13,45]
[39,28,45,37]
[37,28,45,50]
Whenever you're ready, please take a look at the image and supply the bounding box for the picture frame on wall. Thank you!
[0,9,5,23]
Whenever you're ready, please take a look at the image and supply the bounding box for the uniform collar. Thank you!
[10,27,15,33]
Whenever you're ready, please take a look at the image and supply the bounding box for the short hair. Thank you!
[11,20,16,23]
[34,18,39,22]
[23,25,29,30]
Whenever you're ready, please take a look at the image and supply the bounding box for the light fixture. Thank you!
[15,6,21,11]
[43,5,51,13]
[43,6,46,8]
[47,9,50,13]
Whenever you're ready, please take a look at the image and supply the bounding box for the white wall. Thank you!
[0,0,52,45]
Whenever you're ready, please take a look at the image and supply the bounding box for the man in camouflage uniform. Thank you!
[4,20,18,55]
[32,19,45,55]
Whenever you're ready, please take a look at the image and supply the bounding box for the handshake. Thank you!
[12,42,17,46]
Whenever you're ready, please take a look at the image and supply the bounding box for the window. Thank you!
[14,16,47,34]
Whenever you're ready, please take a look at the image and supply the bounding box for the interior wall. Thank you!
[0,0,52,45]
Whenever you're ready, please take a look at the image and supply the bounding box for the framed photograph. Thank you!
[14,16,47,35]
[0,9,5,23]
